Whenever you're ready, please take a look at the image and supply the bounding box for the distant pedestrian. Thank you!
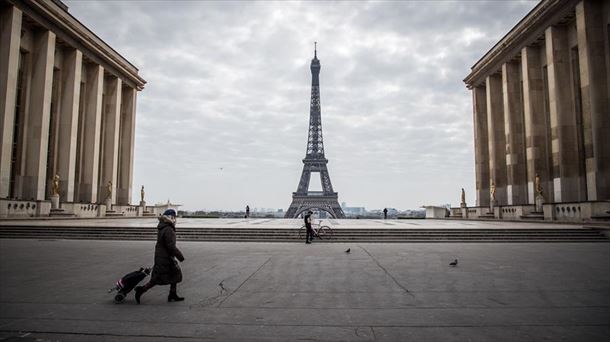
[383,208,388,219]
[246,205,250,218]
[135,208,185,304]
[304,210,314,244]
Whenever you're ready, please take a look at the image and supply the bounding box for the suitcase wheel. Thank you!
[114,293,125,303]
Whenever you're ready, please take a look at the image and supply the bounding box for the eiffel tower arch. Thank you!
[286,44,345,219]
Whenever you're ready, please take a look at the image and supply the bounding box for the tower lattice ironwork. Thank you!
[285,44,345,219]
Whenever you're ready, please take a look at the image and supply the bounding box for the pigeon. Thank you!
[449,259,458,267]
[345,248,351,253]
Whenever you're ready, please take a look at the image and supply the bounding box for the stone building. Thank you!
[463,0,609,221]
[0,0,146,217]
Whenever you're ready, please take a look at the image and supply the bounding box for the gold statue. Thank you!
[535,173,543,196]
[52,174,60,196]
[461,188,466,204]
[106,181,112,200]
[141,185,145,202]
[490,183,496,201]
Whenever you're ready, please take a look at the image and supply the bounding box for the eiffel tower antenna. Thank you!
[285,45,345,219]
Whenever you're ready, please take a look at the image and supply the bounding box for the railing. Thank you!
[292,191,338,197]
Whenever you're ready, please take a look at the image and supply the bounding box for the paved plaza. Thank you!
[0,225,609,341]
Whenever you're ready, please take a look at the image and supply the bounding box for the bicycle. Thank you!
[298,220,333,240]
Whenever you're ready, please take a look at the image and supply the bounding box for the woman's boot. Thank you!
[168,283,184,302]
[134,286,147,304]
[168,290,185,302]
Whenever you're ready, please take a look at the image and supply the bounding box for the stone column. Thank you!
[472,85,490,207]
[117,86,136,205]
[56,49,82,202]
[0,6,21,198]
[545,26,586,203]
[502,61,527,205]
[21,30,56,201]
[486,74,507,206]
[576,0,610,201]
[99,76,122,204]
[78,64,104,203]
[522,45,553,204]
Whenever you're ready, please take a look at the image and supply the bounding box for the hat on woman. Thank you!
[162,208,177,217]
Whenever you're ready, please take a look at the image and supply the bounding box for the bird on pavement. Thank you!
[345,248,351,253]
[449,259,458,266]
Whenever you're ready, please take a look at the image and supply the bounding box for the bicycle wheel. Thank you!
[317,226,333,240]
[298,225,306,239]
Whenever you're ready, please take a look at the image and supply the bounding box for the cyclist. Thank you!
[304,210,315,244]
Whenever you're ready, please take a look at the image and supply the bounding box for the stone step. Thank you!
[521,214,544,220]
[1,226,607,242]
[1,233,607,242]
[0,226,590,233]
[0,235,606,243]
[49,209,76,218]
[105,212,124,217]
[0,228,604,236]
[0,230,604,237]
[0,225,599,232]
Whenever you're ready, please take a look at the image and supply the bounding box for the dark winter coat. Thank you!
[304,212,312,227]
[150,216,185,285]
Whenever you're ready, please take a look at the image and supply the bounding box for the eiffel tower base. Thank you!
[285,193,345,219]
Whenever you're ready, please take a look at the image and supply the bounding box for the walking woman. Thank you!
[135,208,185,303]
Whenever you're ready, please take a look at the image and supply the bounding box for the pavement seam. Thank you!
[216,256,272,307]
[2,322,609,329]
[3,304,610,310]
[359,245,415,297]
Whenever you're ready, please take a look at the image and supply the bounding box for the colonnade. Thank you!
[471,0,609,207]
[0,3,141,206]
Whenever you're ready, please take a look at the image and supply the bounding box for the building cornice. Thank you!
[463,0,577,89]
[10,0,146,90]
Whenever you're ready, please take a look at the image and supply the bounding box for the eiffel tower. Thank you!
[285,44,345,219]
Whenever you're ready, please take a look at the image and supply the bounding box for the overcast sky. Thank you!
[65,0,537,212]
